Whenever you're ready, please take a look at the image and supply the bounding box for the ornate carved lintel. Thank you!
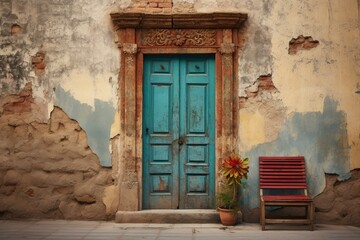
[219,43,235,55]
[141,29,217,47]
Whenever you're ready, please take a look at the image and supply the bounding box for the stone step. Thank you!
[115,209,242,223]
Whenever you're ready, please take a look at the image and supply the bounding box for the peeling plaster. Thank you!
[242,97,350,209]
[288,35,319,55]
[55,87,115,167]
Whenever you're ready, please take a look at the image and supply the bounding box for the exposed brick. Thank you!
[158,2,172,8]
[240,74,278,109]
[162,8,172,13]
[31,52,46,76]
[31,53,44,64]
[129,7,146,12]
[288,35,319,55]
[148,2,158,7]
[3,83,33,114]
[11,24,22,35]
[133,2,148,8]
[146,7,163,13]
[257,74,277,91]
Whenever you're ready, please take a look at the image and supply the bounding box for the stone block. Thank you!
[350,181,360,198]
[3,170,22,185]
[102,185,119,215]
[316,209,341,224]
[75,194,96,204]
[95,169,112,185]
[5,195,40,218]
[74,182,97,199]
[21,170,49,188]
[38,197,60,213]
[81,203,106,219]
[314,190,336,211]
[0,185,16,195]
[59,200,82,219]
[335,182,353,200]
[55,172,83,186]
[52,186,74,195]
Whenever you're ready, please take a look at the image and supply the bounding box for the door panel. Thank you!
[179,56,215,209]
[143,57,179,209]
[143,55,215,209]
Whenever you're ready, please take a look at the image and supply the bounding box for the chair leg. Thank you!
[308,202,314,231]
[260,200,265,230]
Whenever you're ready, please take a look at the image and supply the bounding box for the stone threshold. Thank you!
[115,209,242,223]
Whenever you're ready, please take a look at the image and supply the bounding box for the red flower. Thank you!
[221,154,249,186]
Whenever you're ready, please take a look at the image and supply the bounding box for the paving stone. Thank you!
[0,220,359,240]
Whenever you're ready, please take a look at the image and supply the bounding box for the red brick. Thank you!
[146,7,163,13]
[159,2,172,8]
[149,2,158,7]
[35,62,46,70]
[162,8,172,13]
[31,56,43,64]
[133,2,148,8]
[129,7,146,12]
[3,95,33,114]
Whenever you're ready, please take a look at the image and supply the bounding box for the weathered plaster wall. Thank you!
[0,0,120,166]
[235,0,360,225]
[0,84,116,219]
[0,0,122,219]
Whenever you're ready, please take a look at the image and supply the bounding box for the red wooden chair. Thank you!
[259,156,314,230]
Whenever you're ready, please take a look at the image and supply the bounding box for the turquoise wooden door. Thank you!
[143,54,215,209]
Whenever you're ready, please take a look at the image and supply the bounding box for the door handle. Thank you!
[178,137,184,145]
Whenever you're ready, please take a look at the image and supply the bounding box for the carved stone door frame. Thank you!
[111,13,247,211]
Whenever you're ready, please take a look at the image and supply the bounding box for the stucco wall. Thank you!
[0,0,119,167]
[235,0,360,211]
[1,0,359,224]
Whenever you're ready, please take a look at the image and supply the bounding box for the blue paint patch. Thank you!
[55,87,115,167]
[241,97,350,209]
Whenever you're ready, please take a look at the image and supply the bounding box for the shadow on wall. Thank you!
[242,96,350,209]
[55,87,115,167]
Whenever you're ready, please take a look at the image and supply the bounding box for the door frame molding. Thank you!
[111,13,248,211]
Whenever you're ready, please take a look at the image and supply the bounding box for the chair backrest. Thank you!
[259,156,307,190]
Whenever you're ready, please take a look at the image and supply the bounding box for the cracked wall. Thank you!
[0,0,119,166]
[0,84,116,219]
[235,0,360,226]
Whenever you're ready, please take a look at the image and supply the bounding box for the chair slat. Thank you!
[261,185,307,189]
[260,179,306,183]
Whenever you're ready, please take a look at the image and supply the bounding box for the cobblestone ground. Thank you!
[0,220,360,240]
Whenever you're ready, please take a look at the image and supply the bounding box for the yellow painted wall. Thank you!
[268,0,360,169]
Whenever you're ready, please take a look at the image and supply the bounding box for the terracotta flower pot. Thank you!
[218,208,238,226]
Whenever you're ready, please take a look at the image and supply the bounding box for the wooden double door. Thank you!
[142,54,215,209]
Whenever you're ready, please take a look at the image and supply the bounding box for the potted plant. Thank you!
[217,153,249,226]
